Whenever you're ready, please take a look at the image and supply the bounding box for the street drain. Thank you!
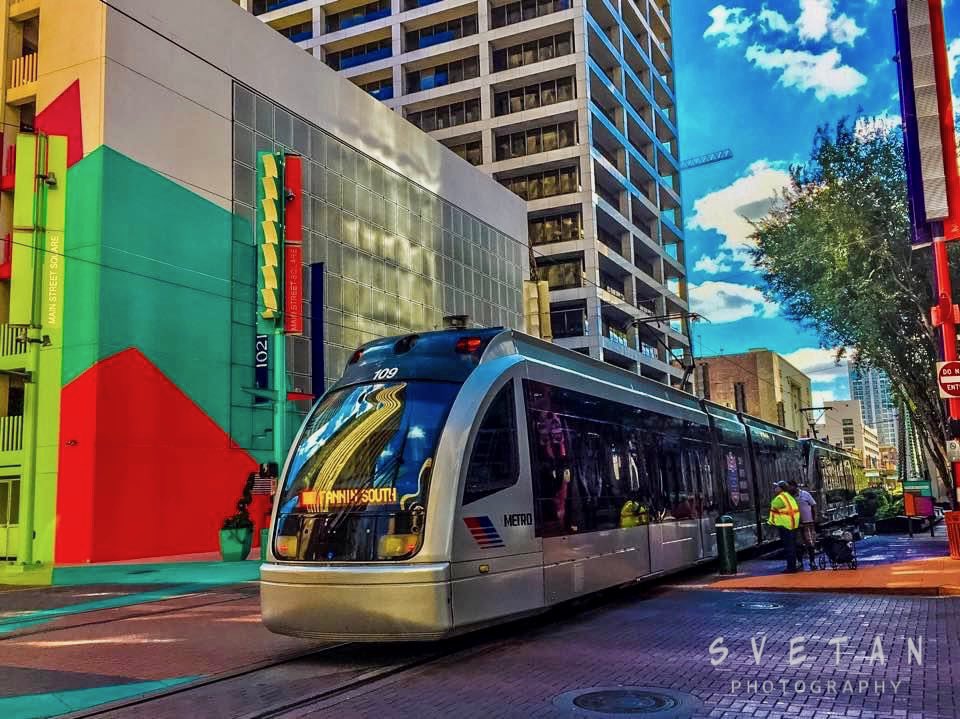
[553,687,702,718]
[737,601,784,610]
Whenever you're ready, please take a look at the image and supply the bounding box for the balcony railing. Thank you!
[0,415,23,454]
[0,325,28,359]
[9,53,37,90]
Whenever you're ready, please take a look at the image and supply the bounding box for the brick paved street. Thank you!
[293,588,960,719]
[0,533,958,719]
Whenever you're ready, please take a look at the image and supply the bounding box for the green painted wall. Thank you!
[62,147,271,459]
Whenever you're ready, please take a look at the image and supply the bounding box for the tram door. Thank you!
[0,477,20,561]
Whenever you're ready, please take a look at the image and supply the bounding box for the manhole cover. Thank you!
[553,687,701,718]
[737,601,783,610]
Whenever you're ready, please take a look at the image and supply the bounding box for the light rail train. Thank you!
[261,328,859,640]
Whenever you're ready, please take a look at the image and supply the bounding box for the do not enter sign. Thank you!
[937,361,960,398]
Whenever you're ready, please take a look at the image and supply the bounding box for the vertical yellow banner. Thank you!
[40,137,67,335]
[9,134,38,327]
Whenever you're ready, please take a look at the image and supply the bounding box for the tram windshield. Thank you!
[273,381,459,561]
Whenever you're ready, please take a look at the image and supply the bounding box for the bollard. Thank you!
[716,515,737,575]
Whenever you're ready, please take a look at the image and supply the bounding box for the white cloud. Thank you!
[688,281,779,323]
[854,113,902,141]
[829,13,865,46]
[780,346,850,383]
[704,5,753,48]
[949,37,960,77]
[693,253,733,275]
[812,389,838,409]
[795,0,865,45]
[797,0,831,42]
[687,160,792,264]
[745,45,868,101]
[758,6,791,34]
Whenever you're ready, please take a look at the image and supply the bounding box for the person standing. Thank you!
[789,479,817,570]
[768,480,800,573]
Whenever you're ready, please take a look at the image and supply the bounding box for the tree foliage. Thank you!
[752,118,952,487]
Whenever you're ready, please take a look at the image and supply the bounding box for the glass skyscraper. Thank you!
[848,365,898,447]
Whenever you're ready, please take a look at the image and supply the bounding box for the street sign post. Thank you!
[937,361,960,398]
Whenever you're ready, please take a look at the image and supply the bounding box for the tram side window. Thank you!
[462,382,519,505]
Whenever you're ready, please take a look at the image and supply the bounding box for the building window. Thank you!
[359,77,394,100]
[733,382,747,413]
[491,32,573,72]
[490,0,571,28]
[495,121,577,161]
[551,305,586,338]
[528,211,582,246]
[326,38,392,71]
[405,15,478,51]
[253,0,304,15]
[406,56,480,93]
[494,77,575,116]
[326,0,390,32]
[446,139,482,166]
[700,363,711,400]
[276,21,313,43]
[407,98,481,131]
[540,258,582,290]
[498,165,579,200]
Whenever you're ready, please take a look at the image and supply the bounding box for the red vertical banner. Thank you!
[929,0,960,239]
[283,155,303,334]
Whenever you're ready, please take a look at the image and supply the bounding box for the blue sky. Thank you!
[674,0,960,404]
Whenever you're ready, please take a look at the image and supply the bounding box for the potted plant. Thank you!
[219,473,256,561]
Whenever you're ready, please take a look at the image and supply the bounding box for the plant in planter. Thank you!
[219,472,256,561]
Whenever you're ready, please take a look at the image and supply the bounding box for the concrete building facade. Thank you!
[848,364,898,448]
[240,0,691,386]
[819,400,881,471]
[0,0,526,579]
[694,349,813,437]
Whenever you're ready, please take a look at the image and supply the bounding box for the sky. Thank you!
[673,0,960,406]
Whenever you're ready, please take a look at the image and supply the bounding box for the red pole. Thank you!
[929,0,960,507]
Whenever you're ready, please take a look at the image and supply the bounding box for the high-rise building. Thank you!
[694,349,813,437]
[0,0,525,578]
[241,0,691,386]
[818,400,881,471]
[848,365,898,447]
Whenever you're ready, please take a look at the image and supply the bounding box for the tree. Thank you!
[752,118,953,490]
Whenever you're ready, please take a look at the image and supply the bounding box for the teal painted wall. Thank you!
[62,146,272,459]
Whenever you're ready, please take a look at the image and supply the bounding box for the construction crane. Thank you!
[679,149,733,171]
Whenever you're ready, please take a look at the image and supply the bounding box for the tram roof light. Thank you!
[349,348,364,364]
[455,336,484,354]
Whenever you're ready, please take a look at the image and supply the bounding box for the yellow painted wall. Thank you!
[37,0,105,155]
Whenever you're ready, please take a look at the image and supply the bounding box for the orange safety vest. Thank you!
[768,491,800,530]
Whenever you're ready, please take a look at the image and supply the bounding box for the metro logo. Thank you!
[464,516,506,549]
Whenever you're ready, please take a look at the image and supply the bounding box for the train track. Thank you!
[62,630,508,719]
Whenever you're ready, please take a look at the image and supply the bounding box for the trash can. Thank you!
[947,511,960,560]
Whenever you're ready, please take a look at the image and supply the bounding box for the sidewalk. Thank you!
[704,528,960,595]
[1,556,262,636]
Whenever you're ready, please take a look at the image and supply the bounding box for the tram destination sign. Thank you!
[937,361,960,399]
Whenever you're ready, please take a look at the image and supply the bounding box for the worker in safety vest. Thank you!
[768,480,801,573]
[619,497,650,528]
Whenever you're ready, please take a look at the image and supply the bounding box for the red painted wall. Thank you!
[56,349,257,563]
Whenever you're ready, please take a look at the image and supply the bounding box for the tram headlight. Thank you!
[275,534,300,559]
[377,533,419,559]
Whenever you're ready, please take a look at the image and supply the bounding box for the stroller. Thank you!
[817,529,858,570]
